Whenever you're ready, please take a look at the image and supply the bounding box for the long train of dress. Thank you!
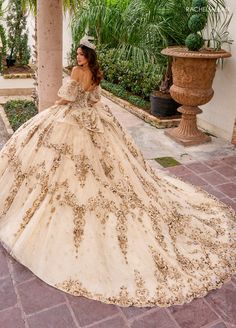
[0,79,235,307]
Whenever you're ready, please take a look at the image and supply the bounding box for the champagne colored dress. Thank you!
[0,79,235,307]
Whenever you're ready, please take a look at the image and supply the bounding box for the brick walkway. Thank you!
[166,156,236,212]
[0,93,236,327]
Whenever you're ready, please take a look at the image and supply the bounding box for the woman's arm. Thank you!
[54,98,70,105]
[54,67,80,105]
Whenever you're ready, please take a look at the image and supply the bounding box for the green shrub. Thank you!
[6,0,31,65]
[185,33,204,50]
[0,24,7,72]
[188,14,207,33]
[98,49,162,100]
[185,0,208,51]
[101,80,150,109]
[192,0,208,9]
[4,100,37,131]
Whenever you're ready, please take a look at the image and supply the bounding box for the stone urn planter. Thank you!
[161,46,231,146]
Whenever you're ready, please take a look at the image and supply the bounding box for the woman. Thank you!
[0,36,235,307]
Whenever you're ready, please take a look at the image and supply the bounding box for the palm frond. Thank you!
[205,0,233,50]
[19,0,81,15]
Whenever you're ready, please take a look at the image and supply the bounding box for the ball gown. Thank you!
[0,78,235,307]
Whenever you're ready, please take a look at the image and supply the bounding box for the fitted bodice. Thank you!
[56,78,109,133]
[57,79,101,108]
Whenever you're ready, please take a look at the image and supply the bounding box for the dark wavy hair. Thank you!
[79,45,103,85]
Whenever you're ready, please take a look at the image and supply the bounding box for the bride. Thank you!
[0,36,235,307]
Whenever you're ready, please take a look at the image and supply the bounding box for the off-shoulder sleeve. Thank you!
[87,85,102,106]
[57,79,78,102]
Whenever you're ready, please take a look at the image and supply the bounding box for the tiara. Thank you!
[80,35,96,50]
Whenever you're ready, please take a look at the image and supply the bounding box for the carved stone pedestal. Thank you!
[165,105,210,146]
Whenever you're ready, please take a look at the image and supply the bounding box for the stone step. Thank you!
[0,88,34,96]
[0,76,34,96]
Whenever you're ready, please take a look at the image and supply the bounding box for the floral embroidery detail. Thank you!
[72,152,90,187]
[55,279,93,298]
[116,208,129,262]
[87,190,117,225]
[21,125,40,147]
[61,190,86,254]
[35,124,53,151]
[17,173,49,234]
[81,108,104,133]
[134,270,149,303]
[100,152,114,179]
[87,85,101,105]
[116,286,130,306]
[148,205,168,251]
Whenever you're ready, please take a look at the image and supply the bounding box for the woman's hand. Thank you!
[54,98,70,106]
[54,99,62,106]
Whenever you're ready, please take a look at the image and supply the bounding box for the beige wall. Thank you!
[62,13,73,66]
[198,0,236,141]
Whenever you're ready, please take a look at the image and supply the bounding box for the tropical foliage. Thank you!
[6,0,31,65]
[4,0,232,101]
[185,0,233,50]
[0,24,7,57]
[70,0,232,100]
[0,0,3,16]
[70,0,192,99]
[101,80,149,109]
[99,49,161,99]
[0,0,6,72]
[204,0,233,50]
[20,0,81,15]
[20,0,36,14]
[71,0,192,68]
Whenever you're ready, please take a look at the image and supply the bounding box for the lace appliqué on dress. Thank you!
[87,85,102,106]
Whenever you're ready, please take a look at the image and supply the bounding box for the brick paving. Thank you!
[166,155,236,212]
[0,93,236,327]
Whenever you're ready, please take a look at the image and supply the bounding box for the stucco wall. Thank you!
[62,13,73,66]
[198,0,236,141]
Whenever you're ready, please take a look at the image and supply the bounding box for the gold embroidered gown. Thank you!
[0,79,235,307]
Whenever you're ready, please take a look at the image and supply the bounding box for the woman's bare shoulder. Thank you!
[71,65,81,72]
[71,66,82,80]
